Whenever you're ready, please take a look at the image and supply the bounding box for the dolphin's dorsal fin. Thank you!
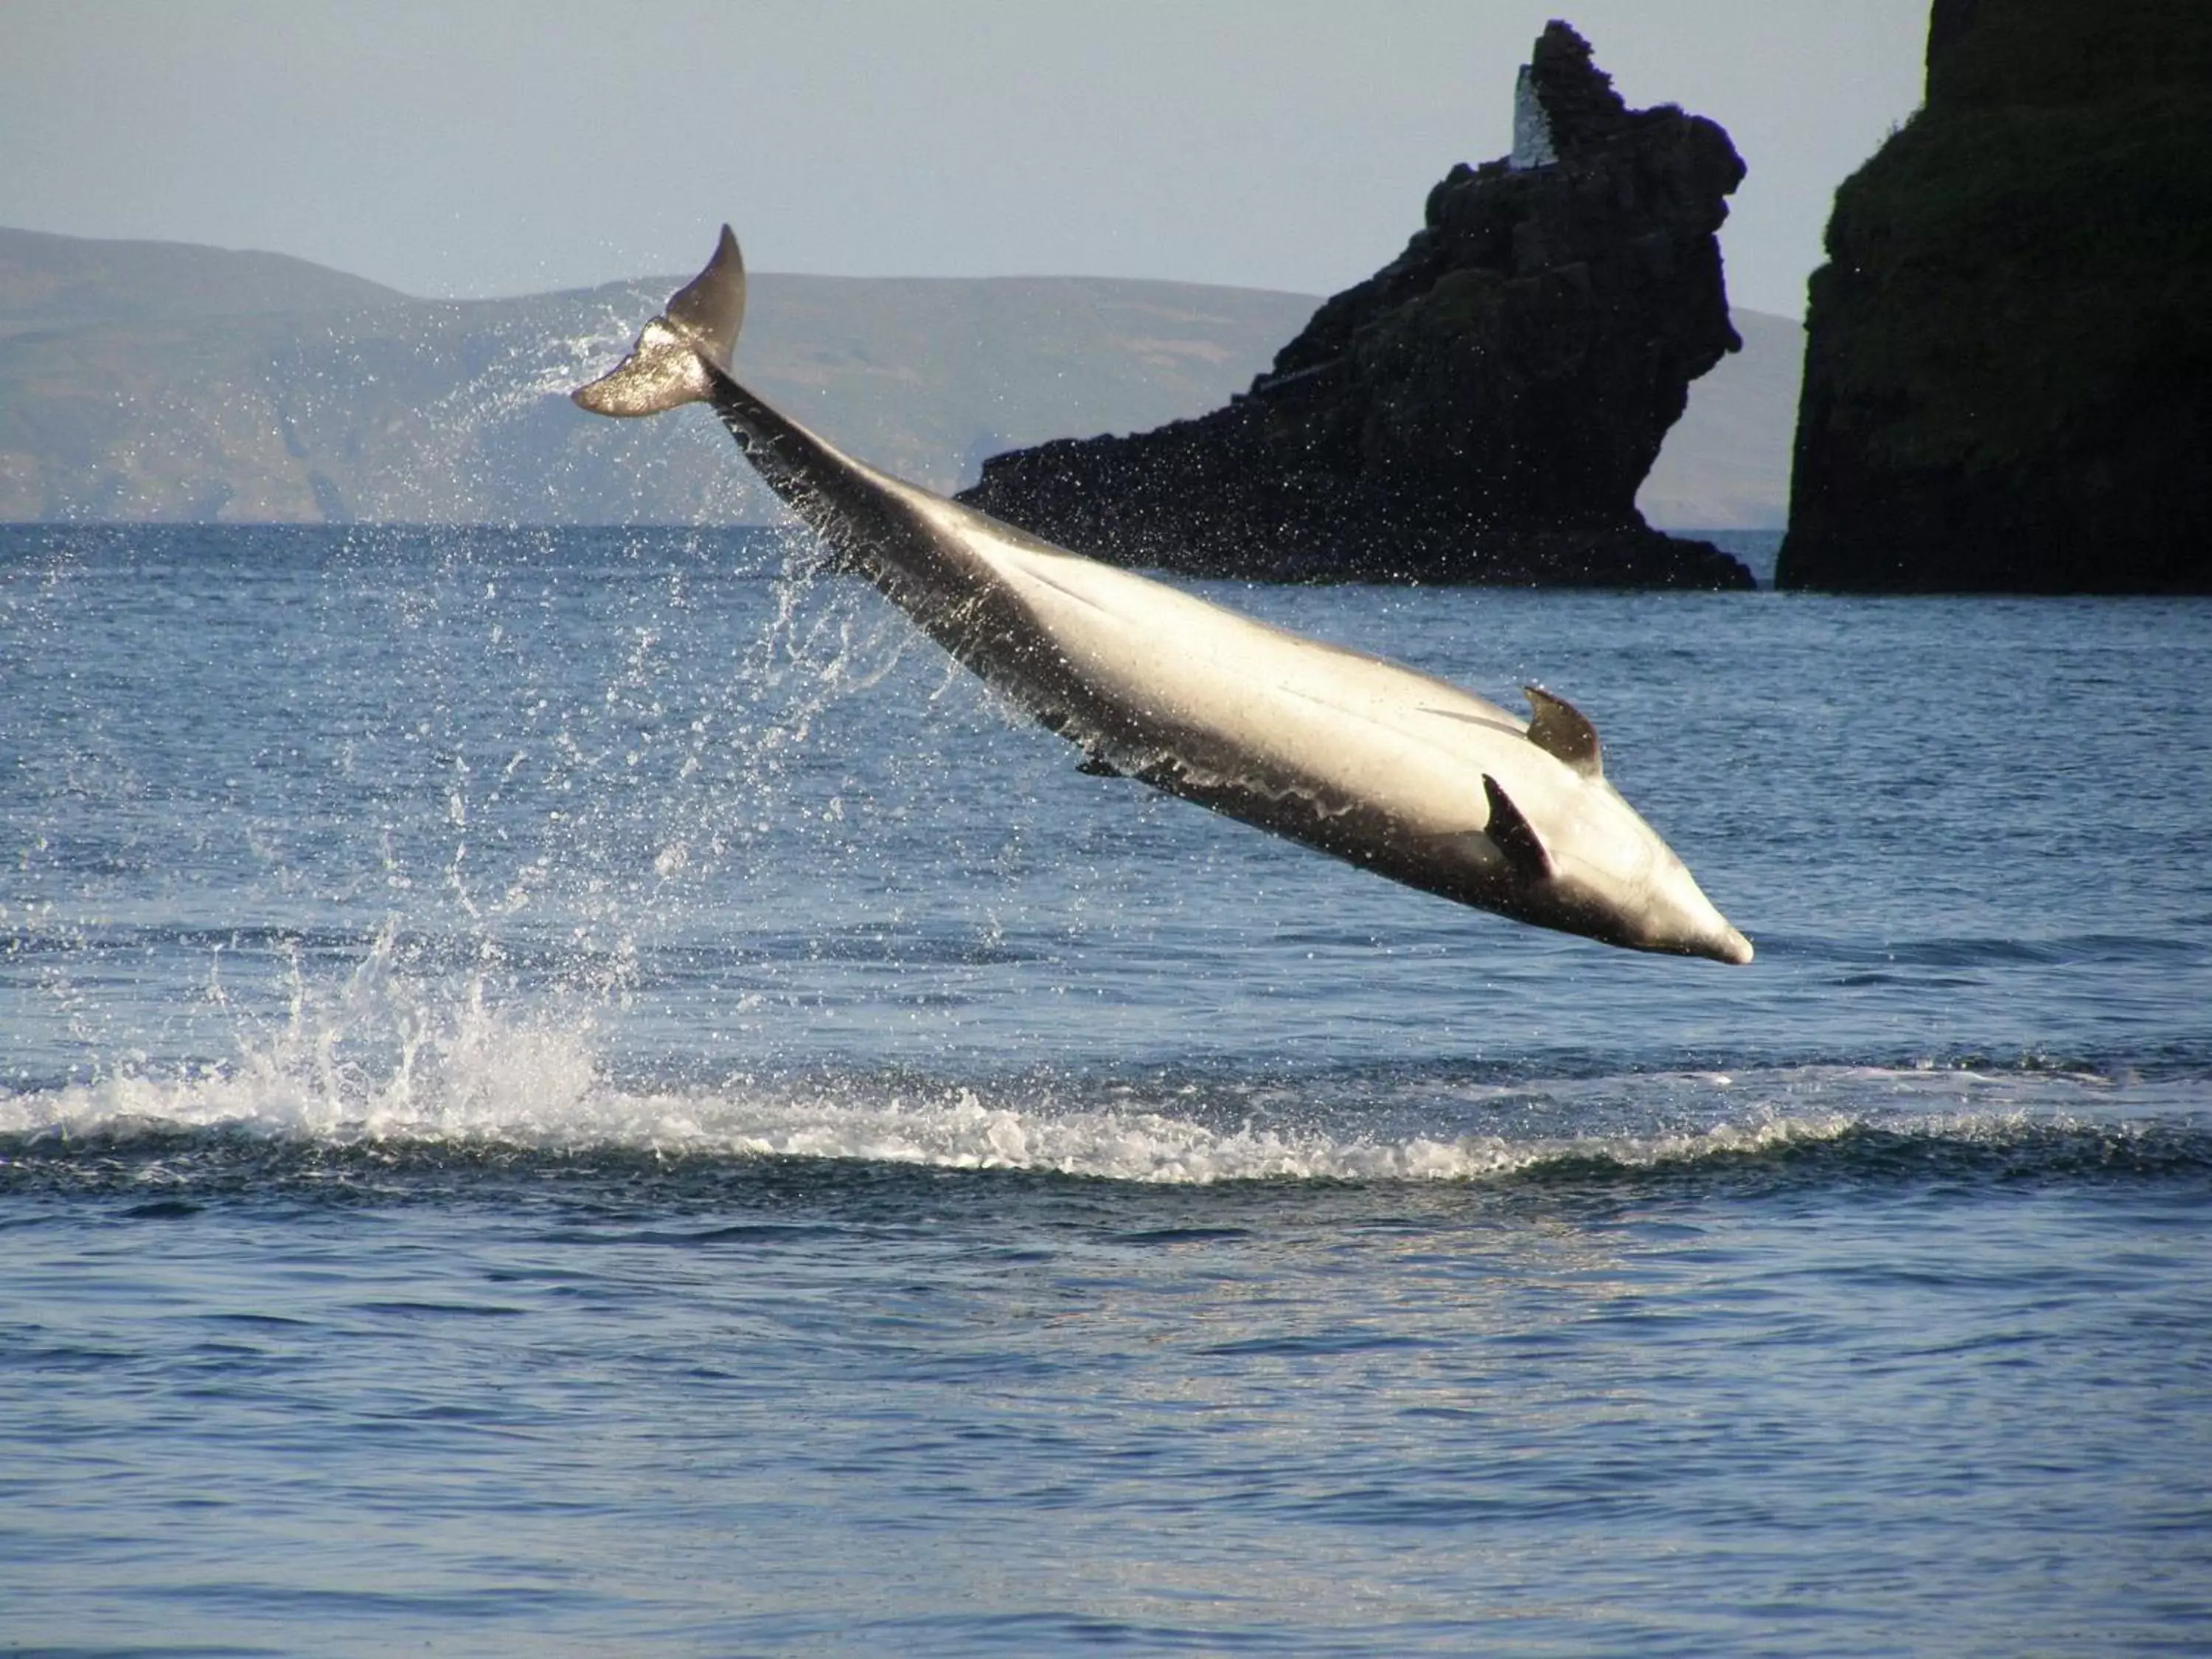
[1522,685,1602,779]
[1483,775,1553,878]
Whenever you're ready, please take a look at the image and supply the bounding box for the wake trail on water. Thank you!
[3,978,2205,1190]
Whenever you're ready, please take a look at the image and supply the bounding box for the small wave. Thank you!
[4,1014,2205,1194]
[4,949,2205,1190]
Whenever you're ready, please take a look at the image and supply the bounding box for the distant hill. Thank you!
[0,227,1796,529]
[0,226,411,341]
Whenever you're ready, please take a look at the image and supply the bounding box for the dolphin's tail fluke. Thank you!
[572,225,746,417]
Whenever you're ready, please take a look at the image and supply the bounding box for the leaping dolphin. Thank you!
[573,227,1752,963]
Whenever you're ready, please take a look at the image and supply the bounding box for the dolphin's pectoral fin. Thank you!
[1482,775,1554,879]
[572,226,747,417]
[1522,686,1602,779]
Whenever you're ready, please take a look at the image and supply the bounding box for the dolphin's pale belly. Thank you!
[939,509,1562,855]
[917,510,1738,954]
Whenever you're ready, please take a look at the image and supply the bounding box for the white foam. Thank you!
[0,1007,2065,1185]
[2,1055,1876,1183]
[0,949,2154,1183]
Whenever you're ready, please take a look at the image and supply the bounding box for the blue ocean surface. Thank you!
[3,524,2208,1656]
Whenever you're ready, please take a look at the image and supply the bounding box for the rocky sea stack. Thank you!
[1778,0,2212,592]
[959,23,1754,588]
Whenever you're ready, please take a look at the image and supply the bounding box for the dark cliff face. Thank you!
[1777,0,2212,593]
[958,22,1754,588]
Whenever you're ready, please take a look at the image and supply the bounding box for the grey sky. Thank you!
[2,1,1927,317]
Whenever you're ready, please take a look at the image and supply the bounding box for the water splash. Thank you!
[6,979,2198,1189]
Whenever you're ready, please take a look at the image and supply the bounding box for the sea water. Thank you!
[3,524,2207,1655]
